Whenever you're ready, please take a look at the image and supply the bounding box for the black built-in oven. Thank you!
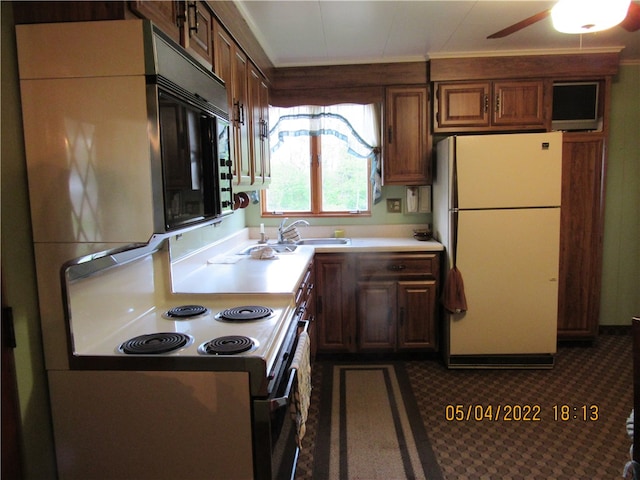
[157,90,233,230]
[253,317,309,480]
[150,26,234,232]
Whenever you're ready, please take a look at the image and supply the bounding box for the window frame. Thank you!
[261,111,374,218]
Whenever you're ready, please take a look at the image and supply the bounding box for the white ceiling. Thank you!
[235,0,640,67]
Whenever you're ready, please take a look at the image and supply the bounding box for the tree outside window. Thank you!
[263,104,380,216]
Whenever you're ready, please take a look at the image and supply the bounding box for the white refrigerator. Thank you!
[432,132,563,368]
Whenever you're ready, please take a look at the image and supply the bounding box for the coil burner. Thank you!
[163,305,209,319]
[118,332,193,355]
[199,335,257,355]
[216,305,274,322]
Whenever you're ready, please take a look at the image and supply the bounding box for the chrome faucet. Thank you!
[278,218,310,243]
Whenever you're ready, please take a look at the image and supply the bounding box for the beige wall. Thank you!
[1,2,638,475]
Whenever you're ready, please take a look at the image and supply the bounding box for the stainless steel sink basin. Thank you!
[296,238,351,245]
[237,244,298,255]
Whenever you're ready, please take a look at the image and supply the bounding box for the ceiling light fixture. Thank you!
[551,0,631,34]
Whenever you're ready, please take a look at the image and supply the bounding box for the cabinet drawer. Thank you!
[358,253,438,279]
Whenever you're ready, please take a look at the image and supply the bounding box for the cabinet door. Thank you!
[357,281,396,351]
[232,49,251,185]
[129,1,181,44]
[248,64,270,186]
[213,20,251,186]
[315,254,356,353]
[397,280,437,350]
[492,80,545,127]
[181,1,213,67]
[435,82,490,129]
[259,76,271,184]
[212,20,237,178]
[384,86,431,185]
[557,134,605,340]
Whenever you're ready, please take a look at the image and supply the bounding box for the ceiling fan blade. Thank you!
[487,9,551,39]
[620,1,640,32]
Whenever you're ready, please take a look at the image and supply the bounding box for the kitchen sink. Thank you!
[237,244,298,255]
[296,238,351,245]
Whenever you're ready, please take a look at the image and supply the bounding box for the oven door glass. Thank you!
[158,90,220,230]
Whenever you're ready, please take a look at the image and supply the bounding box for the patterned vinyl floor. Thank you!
[296,333,633,480]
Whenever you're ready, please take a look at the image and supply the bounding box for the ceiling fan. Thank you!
[487,0,640,39]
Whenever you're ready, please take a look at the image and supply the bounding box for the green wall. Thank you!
[1,3,57,477]
[600,64,640,325]
[1,2,637,474]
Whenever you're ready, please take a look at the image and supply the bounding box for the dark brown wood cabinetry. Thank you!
[557,133,606,340]
[431,54,619,342]
[383,86,431,185]
[315,254,356,353]
[357,253,439,352]
[248,64,271,187]
[213,17,270,190]
[213,20,251,186]
[129,1,213,67]
[129,1,180,43]
[297,260,317,359]
[434,79,547,132]
[315,252,440,354]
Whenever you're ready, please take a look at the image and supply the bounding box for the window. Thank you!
[263,104,380,216]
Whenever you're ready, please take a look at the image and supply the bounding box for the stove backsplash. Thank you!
[63,243,170,355]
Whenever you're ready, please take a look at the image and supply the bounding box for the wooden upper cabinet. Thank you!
[130,1,212,68]
[248,65,271,186]
[232,49,251,184]
[213,19,251,185]
[434,79,549,132]
[129,1,180,43]
[180,1,213,66]
[492,80,545,127]
[383,86,431,185]
[435,82,491,129]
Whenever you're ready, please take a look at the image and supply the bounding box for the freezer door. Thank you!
[449,208,560,355]
[456,132,562,209]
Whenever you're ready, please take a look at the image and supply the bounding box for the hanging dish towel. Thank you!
[289,332,311,447]
[442,206,468,314]
[443,266,468,314]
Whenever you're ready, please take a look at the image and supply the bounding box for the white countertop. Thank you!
[310,237,443,253]
[170,229,443,295]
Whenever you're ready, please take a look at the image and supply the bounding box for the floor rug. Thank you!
[312,363,444,480]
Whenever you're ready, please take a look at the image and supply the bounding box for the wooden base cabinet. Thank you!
[357,253,439,352]
[297,260,317,360]
[357,280,396,350]
[315,252,440,354]
[397,280,438,349]
[315,254,356,353]
[357,279,437,352]
[557,133,606,340]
